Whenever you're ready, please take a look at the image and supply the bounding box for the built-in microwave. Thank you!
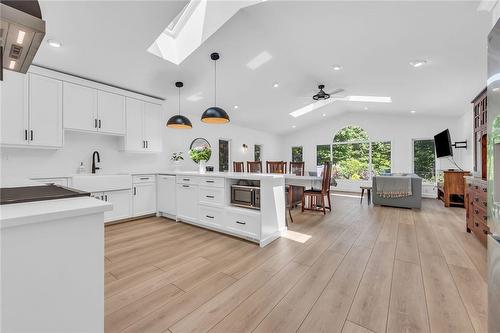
[230,184,260,210]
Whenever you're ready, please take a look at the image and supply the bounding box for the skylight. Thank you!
[246,51,273,70]
[148,0,261,65]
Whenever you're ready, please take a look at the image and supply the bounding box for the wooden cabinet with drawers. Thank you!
[465,178,489,245]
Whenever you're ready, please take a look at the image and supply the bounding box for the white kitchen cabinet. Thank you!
[1,72,62,148]
[176,183,198,222]
[91,190,132,223]
[64,83,125,135]
[1,70,28,146]
[63,82,97,132]
[97,90,125,135]
[143,102,162,152]
[29,74,63,147]
[157,175,176,217]
[133,181,157,216]
[123,98,162,152]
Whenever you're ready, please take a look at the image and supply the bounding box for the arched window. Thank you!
[316,125,392,180]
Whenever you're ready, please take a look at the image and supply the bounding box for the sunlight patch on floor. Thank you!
[282,230,312,243]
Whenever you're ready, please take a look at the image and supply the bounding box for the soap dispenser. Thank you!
[77,162,86,174]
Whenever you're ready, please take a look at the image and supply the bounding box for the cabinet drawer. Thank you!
[177,176,199,185]
[471,191,487,210]
[199,186,225,206]
[199,205,224,228]
[225,210,260,239]
[472,217,489,245]
[199,177,225,188]
[133,175,156,183]
[471,204,487,223]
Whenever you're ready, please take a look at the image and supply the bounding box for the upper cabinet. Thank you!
[123,98,162,153]
[64,83,125,135]
[1,66,162,151]
[1,71,62,148]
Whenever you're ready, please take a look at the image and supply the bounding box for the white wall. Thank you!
[281,111,473,191]
[0,114,282,180]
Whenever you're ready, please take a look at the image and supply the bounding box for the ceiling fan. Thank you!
[312,84,344,101]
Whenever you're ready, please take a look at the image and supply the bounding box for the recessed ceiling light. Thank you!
[16,30,26,44]
[410,110,416,114]
[364,106,368,110]
[47,39,61,48]
[273,82,279,88]
[234,105,239,109]
[292,125,296,128]
[409,60,427,68]
[8,60,16,69]
[322,113,326,117]
[332,65,343,71]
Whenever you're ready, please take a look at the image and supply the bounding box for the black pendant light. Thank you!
[167,81,192,129]
[201,52,230,124]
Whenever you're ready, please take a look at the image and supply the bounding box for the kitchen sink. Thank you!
[71,174,132,192]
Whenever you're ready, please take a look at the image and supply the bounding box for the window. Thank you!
[254,144,262,161]
[316,145,331,166]
[291,146,303,162]
[372,141,392,175]
[323,126,392,180]
[413,139,436,182]
[218,139,230,172]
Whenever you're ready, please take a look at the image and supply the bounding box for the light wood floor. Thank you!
[104,194,487,333]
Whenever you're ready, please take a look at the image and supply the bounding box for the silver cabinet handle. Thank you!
[30,130,33,141]
[182,185,190,188]
[133,187,136,195]
[206,215,214,219]
[206,195,215,198]
[140,177,149,180]
[236,221,246,225]
[94,119,98,128]
[98,119,101,128]
[206,180,215,183]
[183,178,190,181]
[25,129,28,141]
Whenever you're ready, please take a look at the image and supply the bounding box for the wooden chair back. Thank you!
[266,161,287,174]
[320,162,332,194]
[289,162,305,176]
[233,161,244,172]
[247,161,262,173]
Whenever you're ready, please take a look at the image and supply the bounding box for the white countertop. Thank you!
[0,197,112,229]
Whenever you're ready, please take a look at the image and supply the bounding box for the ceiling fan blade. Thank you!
[327,88,344,95]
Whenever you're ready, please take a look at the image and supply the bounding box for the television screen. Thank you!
[434,129,453,158]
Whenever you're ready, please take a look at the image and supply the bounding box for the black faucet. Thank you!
[92,151,100,174]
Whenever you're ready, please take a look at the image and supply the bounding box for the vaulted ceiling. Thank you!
[35,1,491,134]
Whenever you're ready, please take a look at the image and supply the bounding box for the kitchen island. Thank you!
[158,171,287,247]
[1,195,112,333]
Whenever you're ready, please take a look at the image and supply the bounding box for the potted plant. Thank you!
[171,152,184,171]
[189,146,211,174]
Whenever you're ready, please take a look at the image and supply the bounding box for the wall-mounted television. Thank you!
[434,129,453,158]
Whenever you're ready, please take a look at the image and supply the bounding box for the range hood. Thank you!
[0,0,45,75]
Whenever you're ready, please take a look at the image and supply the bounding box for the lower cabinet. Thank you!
[176,183,199,222]
[91,190,132,223]
[199,205,224,229]
[133,182,156,217]
[225,209,261,240]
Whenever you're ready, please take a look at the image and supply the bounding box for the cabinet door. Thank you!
[63,82,97,132]
[124,98,144,151]
[98,91,125,135]
[176,183,198,222]
[1,70,29,145]
[29,74,63,147]
[158,175,176,216]
[143,102,162,152]
[104,190,132,223]
[133,183,156,216]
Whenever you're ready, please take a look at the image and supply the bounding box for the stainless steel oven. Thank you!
[231,185,260,210]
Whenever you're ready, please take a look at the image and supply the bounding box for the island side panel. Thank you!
[260,177,287,246]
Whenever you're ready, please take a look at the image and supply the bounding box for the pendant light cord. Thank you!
[178,86,181,115]
[214,59,217,106]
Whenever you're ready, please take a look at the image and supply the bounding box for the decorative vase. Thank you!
[199,160,207,174]
[173,160,182,172]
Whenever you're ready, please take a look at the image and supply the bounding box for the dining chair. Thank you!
[302,162,332,214]
[233,161,244,172]
[266,161,287,174]
[247,161,262,173]
[289,161,305,176]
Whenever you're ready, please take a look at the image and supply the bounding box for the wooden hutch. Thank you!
[465,88,489,245]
